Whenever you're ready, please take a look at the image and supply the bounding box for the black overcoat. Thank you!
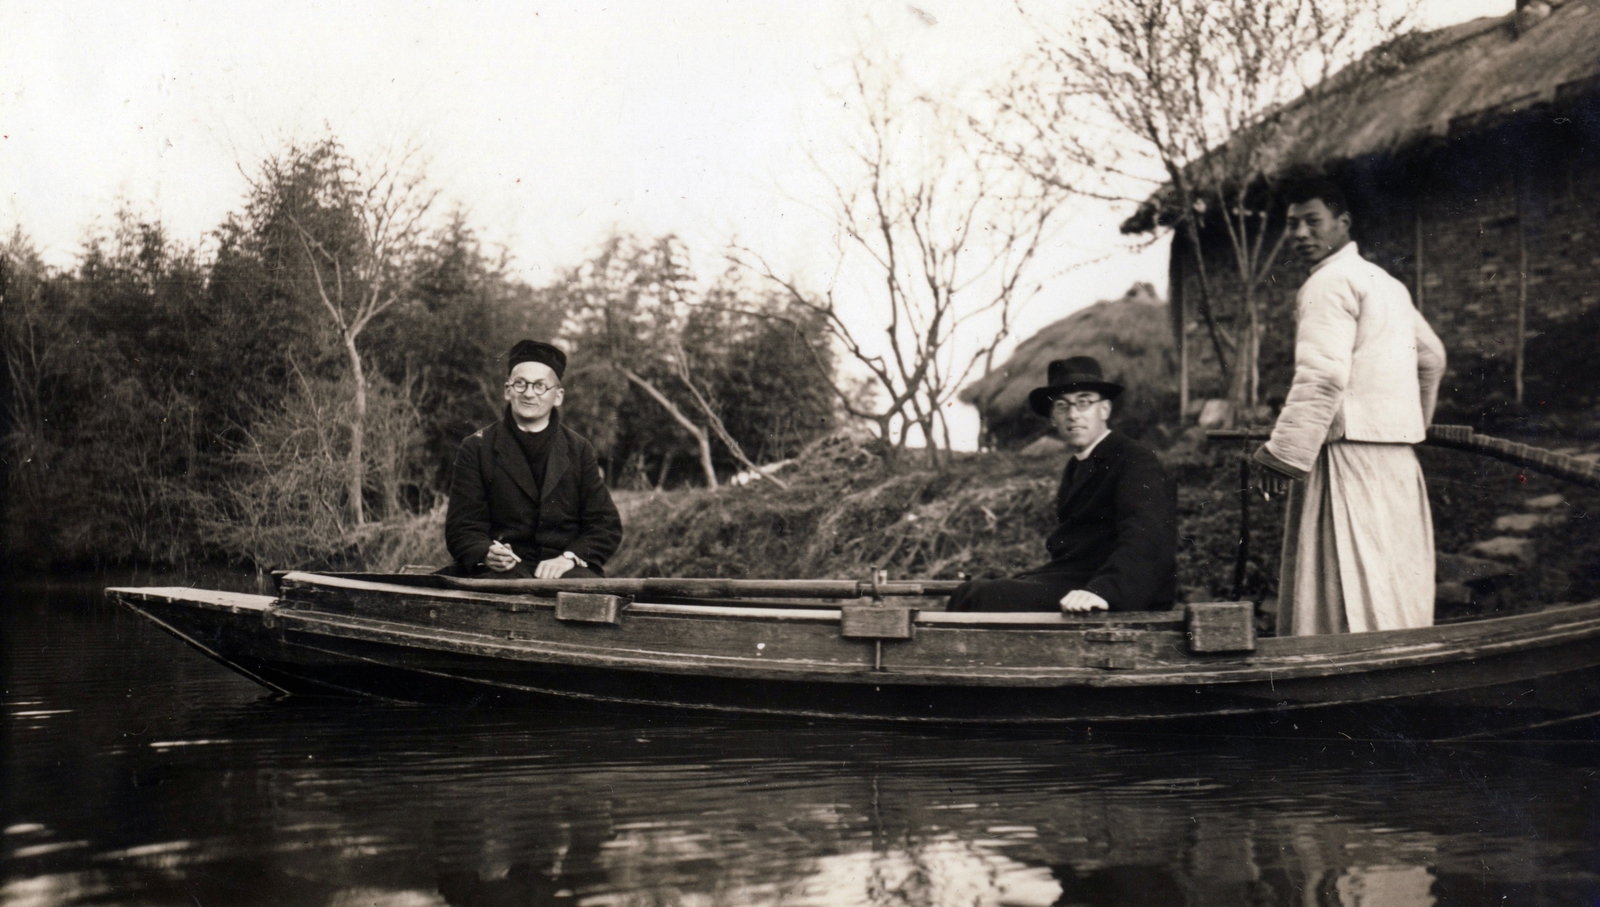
[444,408,623,572]
[1026,430,1177,610]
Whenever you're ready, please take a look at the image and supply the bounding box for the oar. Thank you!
[1208,425,1600,490]
[434,575,964,599]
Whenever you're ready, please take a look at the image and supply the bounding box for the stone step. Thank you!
[1437,551,1518,584]
[1470,536,1538,567]
[1525,493,1567,510]
[1493,511,1568,533]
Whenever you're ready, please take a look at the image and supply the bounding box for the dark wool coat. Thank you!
[444,408,623,572]
[1027,430,1178,610]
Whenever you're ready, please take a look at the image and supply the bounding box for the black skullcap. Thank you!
[507,340,567,380]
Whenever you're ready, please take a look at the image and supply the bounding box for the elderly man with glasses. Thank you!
[947,356,1177,613]
[443,340,623,579]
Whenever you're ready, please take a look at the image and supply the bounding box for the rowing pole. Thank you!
[434,574,965,599]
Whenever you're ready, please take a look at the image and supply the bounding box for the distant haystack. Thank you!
[961,283,1176,449]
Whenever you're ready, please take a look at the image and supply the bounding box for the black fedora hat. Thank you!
[1027,356,1123,416]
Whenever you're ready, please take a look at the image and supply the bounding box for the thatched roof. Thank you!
[1123,0,1600,233]
[960,283,1176,446]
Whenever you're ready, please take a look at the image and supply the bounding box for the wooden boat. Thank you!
[107,426,1600,737]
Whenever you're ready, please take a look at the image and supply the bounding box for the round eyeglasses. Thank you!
[1051,396,1103,413]
[506,379,562,397]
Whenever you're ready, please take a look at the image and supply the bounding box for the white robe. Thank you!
[1277,442,1436,635]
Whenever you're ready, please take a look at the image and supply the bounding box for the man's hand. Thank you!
[535,554,577,580]
[485,541,520,572]
[1256,464,1294,498]
[1060,590,1109,613]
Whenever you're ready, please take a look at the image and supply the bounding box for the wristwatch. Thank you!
[562,551,588,568]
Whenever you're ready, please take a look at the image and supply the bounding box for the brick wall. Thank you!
[1172,108,1600,427]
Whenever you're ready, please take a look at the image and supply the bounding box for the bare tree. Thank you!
[735,56,1063,466]
[617,366,720,490]
[992,0,1409,420]
[0,233,55,472]
[561,234,790,490]
[662,334,788,489]
[249,139,437,524]
[210,357,426,569]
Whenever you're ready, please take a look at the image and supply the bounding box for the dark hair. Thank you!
[1283,176,1350,218]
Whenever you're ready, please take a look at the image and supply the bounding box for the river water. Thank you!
[4,576,1598,906]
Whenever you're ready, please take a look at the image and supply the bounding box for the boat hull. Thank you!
[108,575,1600,737]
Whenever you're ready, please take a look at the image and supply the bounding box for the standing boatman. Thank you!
[444,340,623,579]
[1254,178,1447,635]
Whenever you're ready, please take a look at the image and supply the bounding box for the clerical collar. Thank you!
[1071,428,1111,461]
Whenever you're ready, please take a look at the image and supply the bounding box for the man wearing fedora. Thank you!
[443,340,623,579]
[947,356,1177,613]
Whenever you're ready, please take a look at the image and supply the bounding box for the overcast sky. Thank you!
[1,0,1513,444]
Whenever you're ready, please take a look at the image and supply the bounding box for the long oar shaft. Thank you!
[1209,425,1600,490]
[437,575,963,599]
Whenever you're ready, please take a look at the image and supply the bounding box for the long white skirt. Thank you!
[1277,442,1435,635]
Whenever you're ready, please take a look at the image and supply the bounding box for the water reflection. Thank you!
[4,578,1597,906]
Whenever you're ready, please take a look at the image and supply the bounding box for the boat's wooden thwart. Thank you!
[106,571,1600,737]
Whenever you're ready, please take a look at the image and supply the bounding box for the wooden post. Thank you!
[1515,171,1528,406]
[1234,446,1251,600]
[1180,319,1189,424]
[1413,205,1425,314]
[1170,238,1189,422]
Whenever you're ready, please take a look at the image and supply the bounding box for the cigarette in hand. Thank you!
[490,541,522,564]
